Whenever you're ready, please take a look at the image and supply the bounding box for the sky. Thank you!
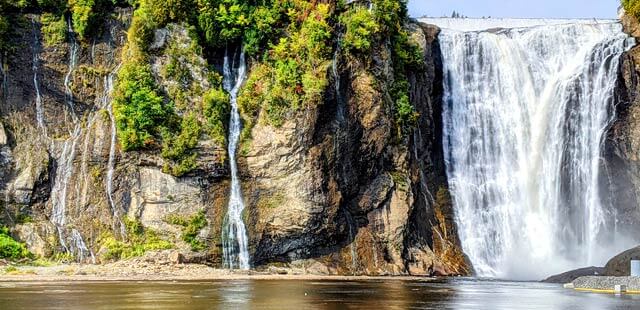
[408,0,621,19]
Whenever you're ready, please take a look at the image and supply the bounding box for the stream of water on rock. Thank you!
[48,18,93,262]
[432,18,638,279]
[31,17,45,135]
[222,48,250,270]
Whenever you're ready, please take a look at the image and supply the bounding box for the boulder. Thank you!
[604,246,640,276]
[542,266,605,283]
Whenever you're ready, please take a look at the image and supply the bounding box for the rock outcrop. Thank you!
[604,246,640,276]
[542,266,605,283]
[603,11,640,241]
[239,22,469,276]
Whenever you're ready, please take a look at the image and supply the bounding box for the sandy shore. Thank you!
[0,259,437,282]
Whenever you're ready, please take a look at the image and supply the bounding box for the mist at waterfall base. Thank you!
[429,18,639,280]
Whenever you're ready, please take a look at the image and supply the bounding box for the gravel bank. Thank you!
[572,276,640,291]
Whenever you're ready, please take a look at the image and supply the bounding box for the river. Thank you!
[0,279,638,309]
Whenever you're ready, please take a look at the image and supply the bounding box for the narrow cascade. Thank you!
[31,17,45,134]
[221,49,250,270]
[106,66,123,234]
[49,20,85,259]
[104,25,125,236]
[435,19,637,279]
[64,16,79,119]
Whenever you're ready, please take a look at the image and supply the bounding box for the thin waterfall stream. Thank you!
[31,17,45,135]
[221,49,250,270]
[49,19,91,261]
[431,18,637,279]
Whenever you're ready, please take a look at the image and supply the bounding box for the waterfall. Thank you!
[31,17,46,135]
[64,16,79,120]
[221,49,250,270]
[49,19,88,261]
[434,19,636,279]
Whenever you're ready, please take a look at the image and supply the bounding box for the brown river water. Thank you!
[0,278,638,309]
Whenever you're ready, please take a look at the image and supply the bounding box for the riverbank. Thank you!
[0,255,437,282]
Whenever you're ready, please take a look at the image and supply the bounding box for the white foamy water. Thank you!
[420,17,619,32]
[221,49,250,270]
[439,20,637,279]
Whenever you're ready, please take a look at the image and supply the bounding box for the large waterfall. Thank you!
[221,49,250,270]
[431,18,636,279]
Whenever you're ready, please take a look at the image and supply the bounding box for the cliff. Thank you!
[0,3,470,276]
[605,11,640,236]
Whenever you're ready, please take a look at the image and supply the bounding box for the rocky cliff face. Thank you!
[605,12,640,236]
[0,9,469,276]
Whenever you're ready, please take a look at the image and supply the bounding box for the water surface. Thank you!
[0,279,638,309]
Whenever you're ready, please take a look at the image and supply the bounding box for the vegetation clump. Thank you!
[99,217,173,260]
[40,13,67,46]
[0,226,32,260]
[166,211,208,251]
[623,0,640,20]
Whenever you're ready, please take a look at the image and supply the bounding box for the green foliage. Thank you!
[624,0,640,19]
[113,62,173,151]
[197,0,251,48]
[69,0,96,38]
[41,13,67,46]
[343,0,422,137]
[340,6,378,53]
[203,88,229,145]
[166,210,207,251]
[99,217,173,260]
[238,2,333,128]
[161,113,202,176]
[0,227,32,260]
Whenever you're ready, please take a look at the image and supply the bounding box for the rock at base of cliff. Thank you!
[542,266,605,283]
[604,246,640,276]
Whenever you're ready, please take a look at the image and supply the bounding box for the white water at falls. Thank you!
[221,50,250,269]
[435,20,636,279]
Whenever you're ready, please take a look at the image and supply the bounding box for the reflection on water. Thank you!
[0,278,638,309]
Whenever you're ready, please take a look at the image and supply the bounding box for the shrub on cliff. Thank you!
[340,6,379,53]
[99,218,172,260]
[623,0,640,19]
[113,63,173,151]
[238,3,333,129]
[41,13,67,46]
[0,227,32,260]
